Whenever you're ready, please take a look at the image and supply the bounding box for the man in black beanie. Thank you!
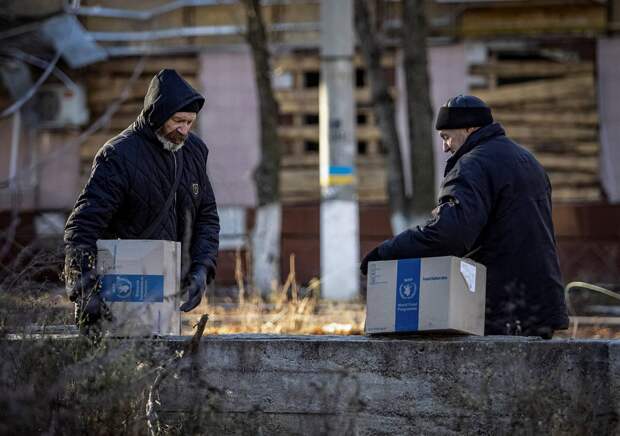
[361,95,569,338]
[64,69,220,331]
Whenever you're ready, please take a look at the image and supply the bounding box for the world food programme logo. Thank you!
[398,278,417,299]
[112,277,133,298]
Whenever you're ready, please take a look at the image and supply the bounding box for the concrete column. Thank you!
[319,0,359,300]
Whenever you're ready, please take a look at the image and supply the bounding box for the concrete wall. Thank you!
[160,335,619,435]
[1,335,617,435]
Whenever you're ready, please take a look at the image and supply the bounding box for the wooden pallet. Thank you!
[469,48,602,203]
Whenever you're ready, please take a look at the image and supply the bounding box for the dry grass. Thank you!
[183,252,366,335]
[1,247,618,339]
[182,252,620,339]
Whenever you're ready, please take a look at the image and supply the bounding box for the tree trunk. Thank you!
[243,0,282,295]
[402,0,436,225]
[354,0,409,235]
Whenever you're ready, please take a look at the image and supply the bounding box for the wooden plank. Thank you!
[552,187,601,202]
[358,167,387,194]
[88,85,150,106]
[279,100,319,113]
[282,154,318,168]
[277,90,394,113]
[522,142,599,157]
[192,3,244,27]
[275,89,318,103]
[494,111,598,127]
[575,143,600,156]
[282,154,386,168]
[499,97,597,113]
[470,61,594,79]
[504,124,597,142]
[281,190,386,204]
[89,101,143,115]
[107,114,140,131]
[275,52,395,71]
[84,7,185,32]
[278,125,380,142]
[91,57,199,75]
[474,75,594,106]
[280,164,387,204]
[548,172,599,188]
[86,75,198,93]
[461,5,606,37]
[281,193,319,203]
[275,88,373,104]
[80,133,115,160]
[87,75,199,106]
[536,154,599,173]
[265,3,319,25]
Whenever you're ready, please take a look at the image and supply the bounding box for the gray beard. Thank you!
[155,131,185,152]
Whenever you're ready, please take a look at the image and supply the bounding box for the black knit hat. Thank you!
[435,95,493,130]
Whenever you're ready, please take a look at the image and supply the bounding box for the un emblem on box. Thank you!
[365,256,486,336]
[97,239,182,336]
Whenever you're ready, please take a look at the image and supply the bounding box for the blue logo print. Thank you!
[395,259,421,331]
[101,274,165,302]
[398,278,417,299]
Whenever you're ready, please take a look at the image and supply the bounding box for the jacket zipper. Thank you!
[172,152,177,211]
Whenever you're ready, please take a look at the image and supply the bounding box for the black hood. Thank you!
[139,69,205,131]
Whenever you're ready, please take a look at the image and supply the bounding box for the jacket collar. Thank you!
[444,122,505,176]
[132,113,161,147]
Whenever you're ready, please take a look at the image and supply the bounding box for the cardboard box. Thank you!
[96,239,182,336]
[365,256,486,336]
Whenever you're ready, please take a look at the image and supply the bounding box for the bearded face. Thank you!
[156,111,197,151]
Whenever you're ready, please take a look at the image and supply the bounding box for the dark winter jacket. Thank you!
[64,69,219,281]
[375,123,569,335]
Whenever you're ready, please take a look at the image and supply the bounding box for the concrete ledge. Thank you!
[1,335,618,435]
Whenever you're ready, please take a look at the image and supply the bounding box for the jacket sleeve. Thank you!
[190,155,220,280]
[377,157,493,260]
[64,145,129,253]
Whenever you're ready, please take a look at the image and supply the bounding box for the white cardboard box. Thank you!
[96,239,182,336]
[365,256,486,336]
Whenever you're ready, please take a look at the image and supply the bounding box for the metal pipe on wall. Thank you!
[89,22,319,42]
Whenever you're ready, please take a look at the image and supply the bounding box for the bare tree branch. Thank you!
[402,0,436,219]
[242,0,282,206]
[354,0,409,231]
[0,51,62,118]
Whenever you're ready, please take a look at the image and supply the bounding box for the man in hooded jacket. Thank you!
[64,69,219,328]
[361,95,569,338]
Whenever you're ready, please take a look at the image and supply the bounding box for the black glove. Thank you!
[74,290,111,329]
[360,246,382,276]
[179,264,211,312]
[64,248,111,330]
